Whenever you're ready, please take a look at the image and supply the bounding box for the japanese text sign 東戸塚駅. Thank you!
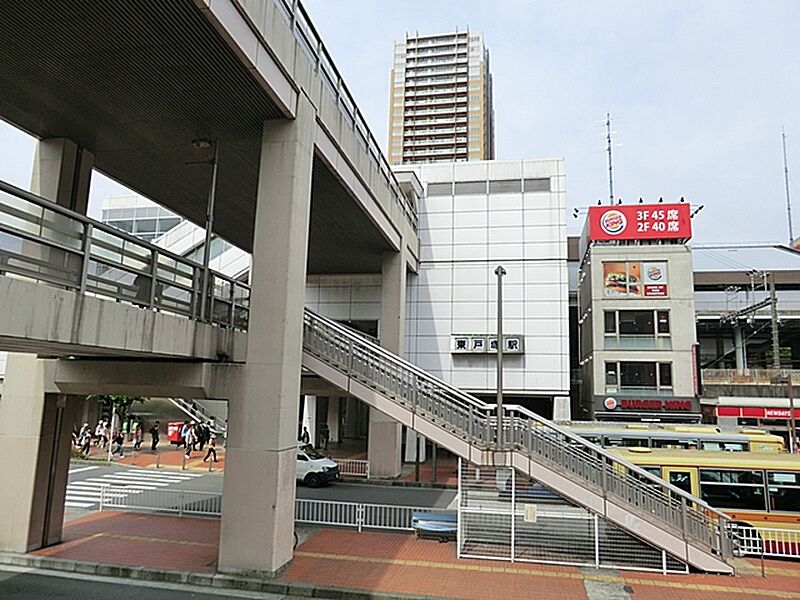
[588,204,692,241]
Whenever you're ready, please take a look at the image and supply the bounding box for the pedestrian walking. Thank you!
[300,426,310,444]
[203,435,218,463]
[149,420,160,451]
[111,430,125,458]
[132,422,142,450]
[78,423,92,457]
[183,421,197,457]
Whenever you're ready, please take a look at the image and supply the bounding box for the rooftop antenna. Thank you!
[606,113,614,205]
[783,127,794,244]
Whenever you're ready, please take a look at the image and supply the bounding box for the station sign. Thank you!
[588,204,692,241]
[451,334,524,354]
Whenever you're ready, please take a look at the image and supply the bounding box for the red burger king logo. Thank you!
[603,397,618,410]
[600,210,627,236]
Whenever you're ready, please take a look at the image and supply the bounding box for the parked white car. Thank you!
[296,443,339,487]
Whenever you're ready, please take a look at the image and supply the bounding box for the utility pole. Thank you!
[606,113,614,205]
[788,376,797,454]
[197,140,219,322]
[783,128,794,244]
[769,272,781,369]
[495,265,506,448]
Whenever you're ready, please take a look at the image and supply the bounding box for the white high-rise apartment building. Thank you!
[389,30,495,165]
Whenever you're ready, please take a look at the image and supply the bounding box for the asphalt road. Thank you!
[0,567,300,599]
[66,461,457,518]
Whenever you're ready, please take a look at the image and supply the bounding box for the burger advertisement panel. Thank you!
[603,262,668,297]
[588,204,692,241]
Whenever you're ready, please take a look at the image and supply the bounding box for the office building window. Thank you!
[604,310,671,349]
[605,361,673,394]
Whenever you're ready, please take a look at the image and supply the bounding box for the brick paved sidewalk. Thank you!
[29,511,800,599]
[78,444,226,473]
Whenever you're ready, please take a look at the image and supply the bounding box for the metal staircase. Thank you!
[301,309,735,574]
[168,398,226,435]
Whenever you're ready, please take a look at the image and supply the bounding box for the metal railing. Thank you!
[169,398,227,435]
[702,369,800,385]
[336,459,370,479]
[302,309,735,561]
[270,0,417,232]
[295,498,451,533]
[733,525,800,559]
[0,180,250,330]
[99,485,221,517]
[97,485,449,533]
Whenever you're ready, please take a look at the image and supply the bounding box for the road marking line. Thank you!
[68,466,100,475]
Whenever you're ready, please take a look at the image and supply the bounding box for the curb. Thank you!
[340,477,456,490]
[0,552,446,600]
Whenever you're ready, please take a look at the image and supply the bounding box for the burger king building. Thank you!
[576,204,701,421]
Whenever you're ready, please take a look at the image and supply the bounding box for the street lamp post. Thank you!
[495,265,506,448]
[194,139,219,323]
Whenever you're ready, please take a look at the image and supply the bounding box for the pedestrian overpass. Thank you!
[0,181,735,574]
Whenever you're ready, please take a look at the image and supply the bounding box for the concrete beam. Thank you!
[0,276,246,362]
[51,360,223,399]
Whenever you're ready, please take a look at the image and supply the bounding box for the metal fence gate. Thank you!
[457,461,688,574]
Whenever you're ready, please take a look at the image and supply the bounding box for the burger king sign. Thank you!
[587,204,692,241]
[599,210,627,237]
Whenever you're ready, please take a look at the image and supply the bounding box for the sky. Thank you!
[1,0,799,241]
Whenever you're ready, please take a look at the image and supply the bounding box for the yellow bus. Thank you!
[609,447,800,543]
[566,423,784,453]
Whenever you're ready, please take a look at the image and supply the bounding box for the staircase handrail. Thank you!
[303,308,733,556]
[499,403,731,522]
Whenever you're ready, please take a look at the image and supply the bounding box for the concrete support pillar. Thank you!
[327,397,340,444]
[368,245,407,478]
[404,429,427,463]
[301,396,317,444]
[0,137,94,552]
[553,396,571,421]
[30,137,94,213]
[218,96,315,576]
[733,326,746,372]
[0,354,80,551]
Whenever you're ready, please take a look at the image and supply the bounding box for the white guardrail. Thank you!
[335,459,370,479]
[734,525,800,560]
[97,486,450,532]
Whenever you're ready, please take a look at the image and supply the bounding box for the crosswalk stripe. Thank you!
[115,473,191,483]
[68,466,99,475]
[65,501,95,508]
[125,468,203,478]
[85,477,167,487]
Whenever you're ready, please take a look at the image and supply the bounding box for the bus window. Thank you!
[767,472,800,512]
[702,441,745,452]
[668,470,692,494]
[699,469,767,511]
[652,438,682,449]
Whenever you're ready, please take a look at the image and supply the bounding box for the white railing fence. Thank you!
[97,486,451,533]
[295,498,451,533]
[336,459,370,479]
[99,485,221,517]
[733,525,800,560]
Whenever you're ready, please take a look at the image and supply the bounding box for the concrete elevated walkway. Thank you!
[0,276,245,361]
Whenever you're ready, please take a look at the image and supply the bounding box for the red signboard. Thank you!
[716,406,800,420]
[588,204,692,241]
[617,399,694,411]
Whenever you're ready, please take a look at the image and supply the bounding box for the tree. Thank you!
[89,394,146,423]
